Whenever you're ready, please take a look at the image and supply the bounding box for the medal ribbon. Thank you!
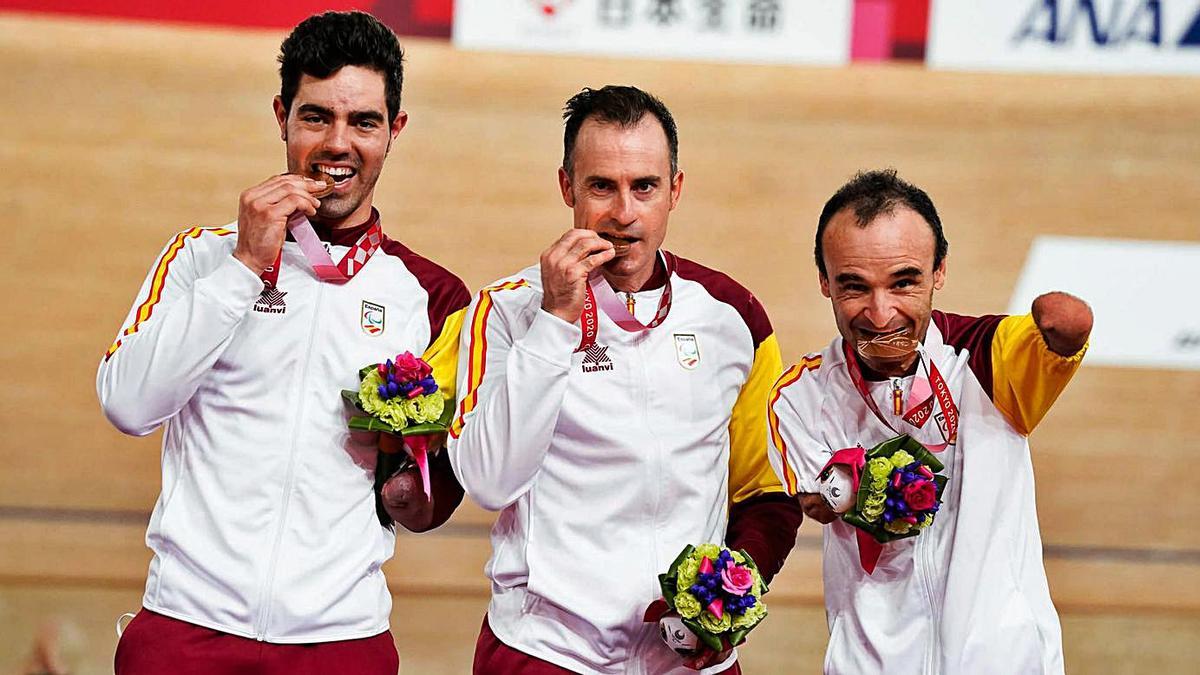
[842,340,958,452]
[259,213,383,288]
[575,251,676,353]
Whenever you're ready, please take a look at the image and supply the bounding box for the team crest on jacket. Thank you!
[361,300,385,335]
[253,286,287,314]
[673,333,700,370]
[581,344,614,373]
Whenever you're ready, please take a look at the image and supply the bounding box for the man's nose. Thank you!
[610,189,637,227]
[322,121,352,155]
[862,291,897,329]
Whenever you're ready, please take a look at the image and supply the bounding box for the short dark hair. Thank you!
[278,11,405,123]
[815,169,949,277]
[562,86,679,176]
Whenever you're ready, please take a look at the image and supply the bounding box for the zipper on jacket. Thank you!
[634,331,666,671]
[252,278,326,640]
[891,377,904,416]
[917,431,943,674]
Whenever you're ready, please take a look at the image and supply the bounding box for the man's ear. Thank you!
[273,96,288,141]
[384,111,408,154]
[820,271,831,299]
[668,169,684,210]
[933,256,947,291]
[558,166,575,208]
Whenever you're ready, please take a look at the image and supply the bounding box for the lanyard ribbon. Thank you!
[842,340,958,452]
[575,251,676,353]
[259,213,383,288]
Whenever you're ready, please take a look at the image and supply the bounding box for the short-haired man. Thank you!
[98,11,469,674]
[448,86,805,674]
[769,169,1092,674]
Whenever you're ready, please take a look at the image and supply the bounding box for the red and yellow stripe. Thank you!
[449,279,529,438]
[105,227,234,360]
[768,354,822,495]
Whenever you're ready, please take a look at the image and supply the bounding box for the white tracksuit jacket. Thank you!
[768,311,1086,674]
[447,252,786,674]
[96,212,468,643]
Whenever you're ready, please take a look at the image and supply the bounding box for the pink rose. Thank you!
[902,480,937,512]
[392,352,425,382]
[720,564,754,597]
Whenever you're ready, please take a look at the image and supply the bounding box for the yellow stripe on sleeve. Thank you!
[105,226,234,359]
[449,280,528,438]
[766,354,822,496]
[422,307,467,403]
[728,333,785,504]
[990,314,1087,435]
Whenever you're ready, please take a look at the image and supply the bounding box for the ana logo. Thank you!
[254,286,287,314]
[581,344,614,373]
[674,333,700,370]
[361,300,385,335]
[1014,0,1200,48]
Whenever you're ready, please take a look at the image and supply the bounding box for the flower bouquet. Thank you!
[645,544,768,656]
[817,434,948,573]
[341,352,453,499]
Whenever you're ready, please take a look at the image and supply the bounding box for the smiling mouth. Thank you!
[598,233,635,257]
[312,163,357,189]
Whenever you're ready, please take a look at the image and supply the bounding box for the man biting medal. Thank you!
[768,169,1092,675]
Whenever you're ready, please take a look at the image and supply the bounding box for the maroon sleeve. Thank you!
[931,310,1006,400]
[725,493,804,585]
[672,253,774,350]
[379,237,472,348]
[374,237,469,529]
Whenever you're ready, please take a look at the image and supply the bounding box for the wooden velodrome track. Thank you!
[1,11,1198,674]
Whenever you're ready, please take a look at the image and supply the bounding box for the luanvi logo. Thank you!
[254,286,287,314]
[581,344,614,373]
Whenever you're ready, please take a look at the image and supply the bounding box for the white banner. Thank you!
[928,0,1200,75]
[453,0,852,66]
[1007,236,1200,371]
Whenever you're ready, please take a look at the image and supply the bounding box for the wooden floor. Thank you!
[1,11,1199,673]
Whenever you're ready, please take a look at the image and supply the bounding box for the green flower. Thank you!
[676,556,700,591]
[359,370,387,413]
[698,609,732,634]
[377,401,410,431]
[889,451,916,469]
[884,519,913,535]
[414,392,445,423]
[674,591,702,619]
[694,544,721,561]
[730,550,746,565]
[867,457,892,481]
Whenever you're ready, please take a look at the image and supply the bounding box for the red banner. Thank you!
[0,0,453,37]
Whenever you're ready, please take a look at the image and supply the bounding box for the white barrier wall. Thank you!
[453,0,852,65]
[929,0,1200,75]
